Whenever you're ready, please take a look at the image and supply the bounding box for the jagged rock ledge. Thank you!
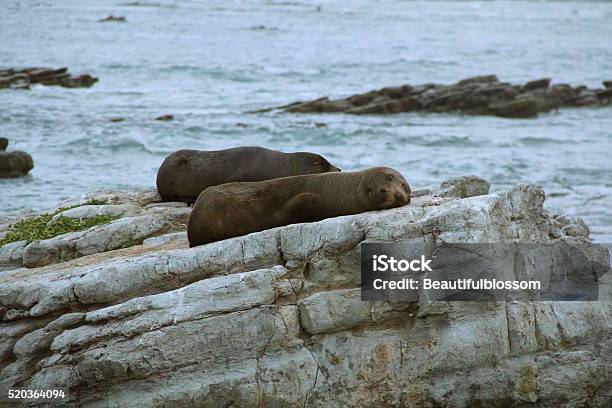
[0,189,189,270]
[0,176,611,407]
[0,67,98,90]
[0,138,34,178]
[257,75,612,118]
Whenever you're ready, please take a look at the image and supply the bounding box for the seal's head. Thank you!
[363,167,411,209]
[295,152,341,173]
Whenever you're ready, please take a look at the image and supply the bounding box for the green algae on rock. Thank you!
[0,201,117,246]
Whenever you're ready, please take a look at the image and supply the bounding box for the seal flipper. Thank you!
[282,192,321,224]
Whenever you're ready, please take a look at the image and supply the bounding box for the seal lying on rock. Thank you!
[187,167,411,247]
[157,146,341,203]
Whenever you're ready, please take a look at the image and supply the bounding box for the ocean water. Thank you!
[1,0,611,241]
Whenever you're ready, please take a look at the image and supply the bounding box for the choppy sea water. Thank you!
[1,0,611,241]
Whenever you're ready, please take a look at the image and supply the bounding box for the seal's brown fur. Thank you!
[188,167,411,247]
[156,146,340,203]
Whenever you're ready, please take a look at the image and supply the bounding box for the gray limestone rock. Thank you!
[21,214,174,268]
[0,177,610,407]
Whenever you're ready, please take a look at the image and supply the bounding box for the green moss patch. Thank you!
[0,200,118,246]
[119,239,143,250]
[83,198,107,206]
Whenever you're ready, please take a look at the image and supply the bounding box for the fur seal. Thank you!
[188,167,410,247]
[156,146,340,203]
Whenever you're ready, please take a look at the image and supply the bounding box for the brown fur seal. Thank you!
[156,146,340,203]
[188,167,410,247]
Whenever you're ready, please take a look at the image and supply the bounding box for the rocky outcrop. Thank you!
[0,68,97,90]
[0,139,33,178]
[98,15,126,23]
[0,177,610,407]
[259,75,612,118]
[0,190,189,270]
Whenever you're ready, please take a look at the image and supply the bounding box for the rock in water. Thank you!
[489,98,539,118]
[98,15,126,22]
[0,73,30,89]
[259,75,612,118]
[596,87,612,100]
[524,77,551,90]
[0,67,98,90]
[155,114,174,121]
[0,177,610,406]
[58,74,97,88]
[0,145,34,178]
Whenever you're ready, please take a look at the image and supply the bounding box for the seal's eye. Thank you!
[380,188,387,194]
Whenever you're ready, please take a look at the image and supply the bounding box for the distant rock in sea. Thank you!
[257,75,612,118]
[247,25,278,31]
[98,15,126,23]
[121,1,162,7]
[155,114,174,121]
[0,67,98,90]
[0,139,34,178]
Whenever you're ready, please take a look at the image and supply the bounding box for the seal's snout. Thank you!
[330,165,341,172]
[402,181,411,204]
[395,191,410,205]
